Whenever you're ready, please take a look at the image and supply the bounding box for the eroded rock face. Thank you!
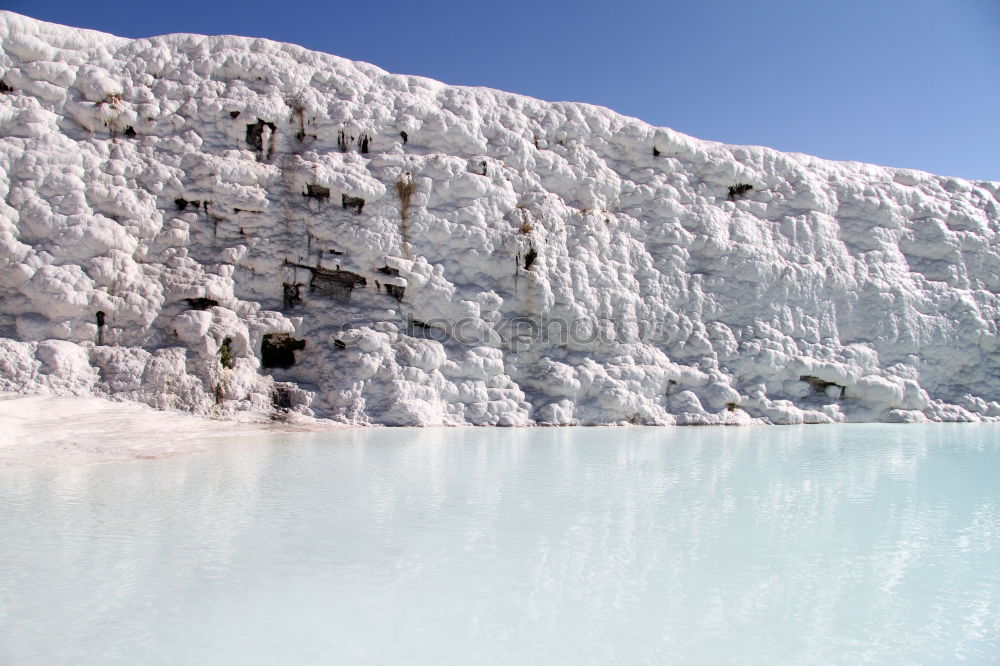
[0,12,998,425]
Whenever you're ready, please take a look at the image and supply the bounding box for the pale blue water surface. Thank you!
[1,424,998,665]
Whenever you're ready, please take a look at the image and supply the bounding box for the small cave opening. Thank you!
[186,297,219,310]
[175,198,201,211]
[385,284,405,301]
[358,133,370,153]
[399,130,408,144]
[652,146,661,157]
[304,184,331,200]
[0,80,12,93]
[229,110,241,118]
[378,265,400,277]
[123,126,136,138]
[728,183,754,201]
[282,282,302,310]
[800,375,845,399]
[95,311,106,345]
[246,118,276,153]
[524,246,538,270]
[261,333,306,369]
[219,337,234,369]
[406,318,447,341]
[342,194,365,214]
[310,267,367,301]
[272,384,293,410]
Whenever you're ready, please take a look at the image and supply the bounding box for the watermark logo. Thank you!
[330,312,677,350]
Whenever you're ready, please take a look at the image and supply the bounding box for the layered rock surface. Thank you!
[1,12,998,425]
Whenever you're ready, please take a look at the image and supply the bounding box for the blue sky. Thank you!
[7,0,999,181]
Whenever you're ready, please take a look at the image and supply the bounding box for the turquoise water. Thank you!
[1,424,998,665]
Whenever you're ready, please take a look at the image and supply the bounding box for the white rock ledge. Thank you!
[1,12,998,426]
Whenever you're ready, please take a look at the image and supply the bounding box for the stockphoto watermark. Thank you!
[329,313,681,350]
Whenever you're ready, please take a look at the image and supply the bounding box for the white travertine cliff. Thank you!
[1,12,998,425]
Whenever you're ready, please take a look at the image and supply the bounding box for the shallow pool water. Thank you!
[2,424,998,664]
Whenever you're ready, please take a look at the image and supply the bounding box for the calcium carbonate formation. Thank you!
[1,12,998,425]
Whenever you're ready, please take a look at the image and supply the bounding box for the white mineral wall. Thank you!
[1,12,998,425]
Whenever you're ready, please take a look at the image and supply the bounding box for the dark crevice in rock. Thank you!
[385,284,405,301]
[246,118,276,158]
[652,146,660,157]
[377,265,400,276]
[282,282,302,310]
[272,383,293,409]
[310,267,367,300]
[406,318,447,341]
[175,198,200,211]
[95,311,106,345]
[0,80,13,93]
[399,130,408,144]
[728,183,753,201]
[186,297,219,310]
[123,126,136,138]
[304,184,330,200]
[342,194,365,214]
[524,246,538,270]
[219,337,234,369]
[800,375,845,398]
[261,333,306,369]
[229,110,241,118]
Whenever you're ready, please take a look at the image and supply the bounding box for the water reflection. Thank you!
[1,424,998,664]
